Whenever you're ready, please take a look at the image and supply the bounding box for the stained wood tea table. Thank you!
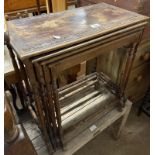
[7,2,148,154]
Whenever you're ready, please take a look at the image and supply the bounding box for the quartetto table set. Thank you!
[6,3,148,154]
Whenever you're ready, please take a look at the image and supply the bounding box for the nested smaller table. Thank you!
[7,2,149,153]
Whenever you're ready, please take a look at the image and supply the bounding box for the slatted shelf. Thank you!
[57,72,121,145]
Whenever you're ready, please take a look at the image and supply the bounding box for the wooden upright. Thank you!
[46,0,66,13]
[4,95,37,155]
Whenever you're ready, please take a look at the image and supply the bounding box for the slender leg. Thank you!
[5,34,27,109]
[50,67,63,147]
[4,95,19,143]
[18,58,33,103]
[4,81,18,111]
[36,0,41,15]
[119,30,144,108]
[15,83,26,109]
[9,85,18,111]
[24,59,54,154]
[138,102,143,116]
[116,100,132,139]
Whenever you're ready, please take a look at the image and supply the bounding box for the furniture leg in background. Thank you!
[138,87,150,116]
[116,100,132,139]
[4,33,28,111]
[46,0,66,13]
[4,95,37,155]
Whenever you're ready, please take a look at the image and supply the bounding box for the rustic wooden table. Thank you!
[7,2,148,154]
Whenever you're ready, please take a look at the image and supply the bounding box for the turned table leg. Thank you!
[4,94,38,155]
[118,30,144,108]
[4,95,19,143]
[50,67,63,147]
[116,100,132,139]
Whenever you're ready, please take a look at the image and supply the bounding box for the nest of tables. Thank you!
[6,2,148,153]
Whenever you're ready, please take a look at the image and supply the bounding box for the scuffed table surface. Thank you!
[7,3,148,59]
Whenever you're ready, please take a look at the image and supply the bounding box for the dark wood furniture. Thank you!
[4,33,28,112]
[4,46,25,112]
[4,95,37,155]
[66,0,79,8]
[7,3,148,154]
[138,87,150,116]
[46,0,79,13]
[78,0,149,16]
[46,0,66,13]
[4,0,46,16]
[5,31,38,123]
[79,0,150,103]
[4,0,46,117]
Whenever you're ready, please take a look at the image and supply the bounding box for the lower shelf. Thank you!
[57,72,122,145]
[63,99,118,144]
[54,101,131,155]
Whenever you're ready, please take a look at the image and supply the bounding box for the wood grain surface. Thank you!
[7,3,148,59]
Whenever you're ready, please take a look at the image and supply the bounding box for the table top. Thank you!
[7,2,148,60]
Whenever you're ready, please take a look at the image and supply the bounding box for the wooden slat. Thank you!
[59,79,97,101]
[61,90,100,115]
[59,85,95,108]
[58,72,96,92]
[61,91,115,130]
[58,73,96,95]
[63,99,118,143]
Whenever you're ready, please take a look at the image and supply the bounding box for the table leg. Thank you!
[116,100,132,139]
[50,67,63,147]
[119,30,144,107]
[23,59,54,153]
